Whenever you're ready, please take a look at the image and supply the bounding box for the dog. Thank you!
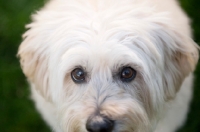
[18,0,199,132]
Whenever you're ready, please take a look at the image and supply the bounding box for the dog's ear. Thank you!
[152,23,199,100]
[156,25,199,100]
[18,28,51,101]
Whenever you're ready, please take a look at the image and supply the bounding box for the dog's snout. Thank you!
[86,115,114,132]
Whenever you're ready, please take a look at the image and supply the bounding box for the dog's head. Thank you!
[18,1,198,132]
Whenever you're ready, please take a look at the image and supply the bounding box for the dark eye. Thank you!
[120,67,136,82]
[71,68,85,83]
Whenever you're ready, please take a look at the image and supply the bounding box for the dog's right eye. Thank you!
[71,68,85,84]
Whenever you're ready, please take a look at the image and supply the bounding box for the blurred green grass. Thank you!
[0,0,199,132]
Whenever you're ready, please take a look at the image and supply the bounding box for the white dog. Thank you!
[18,0,199,132]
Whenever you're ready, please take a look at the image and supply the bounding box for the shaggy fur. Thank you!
[18,0,199,132]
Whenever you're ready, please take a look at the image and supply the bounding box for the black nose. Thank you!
[86,116,114,132]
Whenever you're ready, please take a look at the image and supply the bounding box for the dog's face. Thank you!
[18,1,198,132]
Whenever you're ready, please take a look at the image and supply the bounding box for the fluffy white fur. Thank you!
[18,0,199,132]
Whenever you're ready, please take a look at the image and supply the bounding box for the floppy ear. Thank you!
[153,24,199,100]
[18,27,51,101]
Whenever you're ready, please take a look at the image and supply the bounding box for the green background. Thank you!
[0,0,199,132]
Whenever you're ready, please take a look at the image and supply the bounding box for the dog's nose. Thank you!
[86,115,114,132]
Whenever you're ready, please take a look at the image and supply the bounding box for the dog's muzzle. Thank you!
[86,115,114,132]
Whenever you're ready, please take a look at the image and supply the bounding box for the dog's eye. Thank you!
[71,68,85,83]
[120,67,136,82]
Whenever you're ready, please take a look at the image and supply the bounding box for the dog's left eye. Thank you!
[120,67,136,82]
[71,68,85,83]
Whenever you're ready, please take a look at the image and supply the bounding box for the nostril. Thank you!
[86,116,114,132]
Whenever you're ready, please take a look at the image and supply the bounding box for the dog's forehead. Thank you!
[28,0,167,73]
[33,0,159,43]
[58,39,146,76]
